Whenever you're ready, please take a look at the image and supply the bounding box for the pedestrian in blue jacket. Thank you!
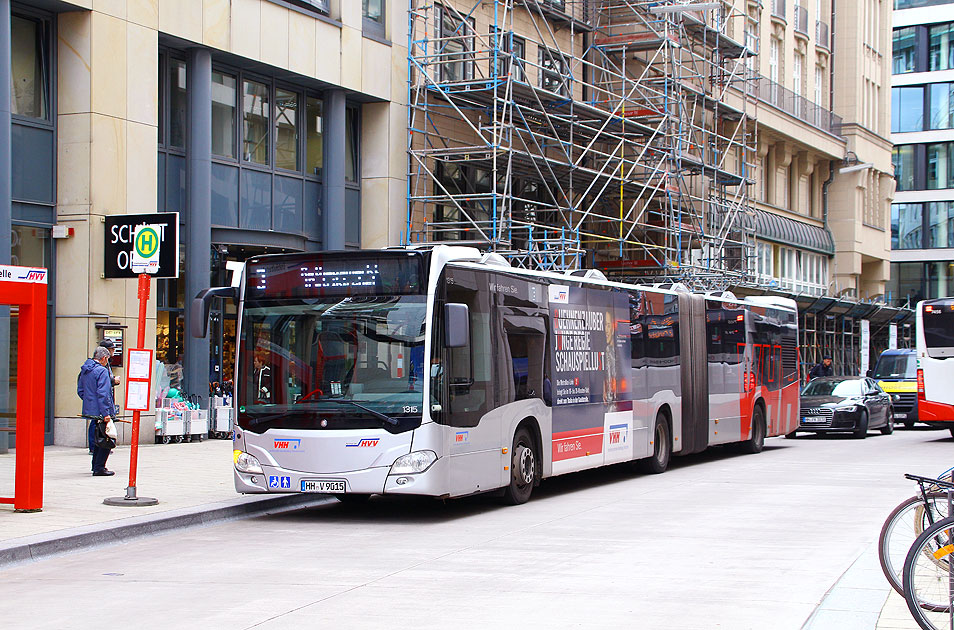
[78,346,116,476]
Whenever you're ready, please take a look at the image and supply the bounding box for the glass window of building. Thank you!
[892,203,923,249]
[539,47,568,96]
[305,96,323,177]
[437,5,474,82]
[345,108,358,183]
[363,0,385,34]
[169,59,188,149]
[243,79,269,165]
[928,201,954,248]
[892,86,924,133]
[212,71,237,159]
[927,261,954,299]
[930,83,954,130]
[892,145,916,191]
[275,89,299,171]
[930,23,954,71]
[927,142,954,189]
[894,27,917,74]
[11,16,48,119]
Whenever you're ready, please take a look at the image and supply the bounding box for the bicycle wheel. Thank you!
[903,514,954,630]
[880,492,953,594]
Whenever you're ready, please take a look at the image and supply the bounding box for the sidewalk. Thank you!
[0,439,330,566]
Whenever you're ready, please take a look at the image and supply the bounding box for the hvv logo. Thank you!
[273,438,301,450]
[346,438,380,448]
[549,284,569,304]
[20,269,47,281]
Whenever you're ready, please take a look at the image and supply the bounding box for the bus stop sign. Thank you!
[131,224,162,274]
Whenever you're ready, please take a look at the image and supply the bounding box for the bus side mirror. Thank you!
[190,287,238,338]
[445,303,470,348]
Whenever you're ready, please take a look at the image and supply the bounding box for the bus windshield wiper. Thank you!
[323,399,400,427]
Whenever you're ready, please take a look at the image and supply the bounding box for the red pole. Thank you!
[126,273,150,495]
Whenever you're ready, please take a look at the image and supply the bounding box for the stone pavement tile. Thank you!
[0,439,240,542]
[819,587,894,613]
[876,590,920,630]
[807,610,881,630]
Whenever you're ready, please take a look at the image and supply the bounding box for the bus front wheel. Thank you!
[637,413,671,474]
[502,427,536,505]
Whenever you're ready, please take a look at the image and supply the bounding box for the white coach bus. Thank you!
[193,246,799,504]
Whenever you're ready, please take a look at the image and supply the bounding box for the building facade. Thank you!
[889,0,954,307]
[1,0,408,448]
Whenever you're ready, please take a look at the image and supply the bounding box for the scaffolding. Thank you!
[406,0,760,286]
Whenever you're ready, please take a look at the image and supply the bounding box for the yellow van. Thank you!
[871,349,918,428]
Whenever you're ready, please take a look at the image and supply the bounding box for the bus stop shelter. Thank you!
[0,265,48,512]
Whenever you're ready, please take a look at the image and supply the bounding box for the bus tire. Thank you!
[949,427,954,439]
[903,420,915,429]
[502,427,536,505]
[738,405,765,454]
[637,413,671,474]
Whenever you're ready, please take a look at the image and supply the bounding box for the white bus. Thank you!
[916,299,954,436]
[193,246,800,504]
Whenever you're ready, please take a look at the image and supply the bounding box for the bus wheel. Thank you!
[502,427,536,505]
[638,413,671,474]
[738,406,766,454]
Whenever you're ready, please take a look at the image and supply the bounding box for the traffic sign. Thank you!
[104,213,179,279]
[131,224,162,274]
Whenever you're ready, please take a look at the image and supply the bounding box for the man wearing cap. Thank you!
[809,354,834,380]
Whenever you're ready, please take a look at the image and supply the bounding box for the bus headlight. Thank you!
[390,450,437,474]
[234,450,264,474]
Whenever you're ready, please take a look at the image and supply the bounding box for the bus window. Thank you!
[440,267,493,427]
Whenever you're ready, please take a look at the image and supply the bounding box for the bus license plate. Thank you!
[301,480,346,493]
[802,417,826,424]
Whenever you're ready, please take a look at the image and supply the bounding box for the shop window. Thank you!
[212,71,237,159]
[243,79,269,165]
[11,15,49,120]
[363,0,386,39]
[275,89,299,171]
[893,203,924,250]
[305,96,323,177]
[169,59,187,149]
[893,26,917,74]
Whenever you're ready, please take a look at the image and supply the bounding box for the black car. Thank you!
[796,376,894,439]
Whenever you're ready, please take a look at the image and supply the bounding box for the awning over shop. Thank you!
[753,208,835,255]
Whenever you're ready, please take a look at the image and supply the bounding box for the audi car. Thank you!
[796,376,894,439]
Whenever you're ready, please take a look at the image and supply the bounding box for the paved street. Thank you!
[2,428,952,630]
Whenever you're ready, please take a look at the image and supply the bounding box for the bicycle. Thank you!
[879,470,954,595]
[902,481,954,630]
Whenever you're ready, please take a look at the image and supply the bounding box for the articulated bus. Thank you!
[193,246,799,504]
[916,299,954,436]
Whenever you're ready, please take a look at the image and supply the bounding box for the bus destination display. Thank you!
[246,253,425,299]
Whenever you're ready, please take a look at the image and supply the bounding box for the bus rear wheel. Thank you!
[637,413,671,474]
[502,427,536,505]
[738,406,766,454]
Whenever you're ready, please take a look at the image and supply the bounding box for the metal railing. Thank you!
[772,0,786,19]
[816,20,830,49]
[794,5,809,35]
[756,76,844,136]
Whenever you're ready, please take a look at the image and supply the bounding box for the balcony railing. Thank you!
[772,0,786,20]
[816,20,830,49]
[794,5,809,35]
[756,76,844,136]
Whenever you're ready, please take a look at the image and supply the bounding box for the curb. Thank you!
[0,493,334,569]
[801,543,892,630]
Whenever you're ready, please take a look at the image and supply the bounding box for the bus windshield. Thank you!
[239,295,427,430]
[923,302,954,356]
[872,353,917,379]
